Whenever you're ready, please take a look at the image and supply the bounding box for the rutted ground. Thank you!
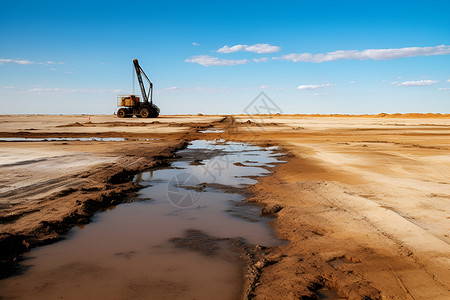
[230,116,450,299]
[1,114,449,299]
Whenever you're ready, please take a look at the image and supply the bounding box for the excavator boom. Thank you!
[133,59,153,104]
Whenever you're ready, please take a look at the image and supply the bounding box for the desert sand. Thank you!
[0,114,449,299]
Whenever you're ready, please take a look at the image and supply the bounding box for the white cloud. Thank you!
[218,45,245,53]
[185,55,248,66]
[192,42,199,46]
[393,80,439,87]
[253,57,269,63]
[158,86,231,93]
[349,81,356,84]
[0,58,34,65]
[259,85,283,90]
[3,86,15,89]
[275,45,450,63]
[297,83,333,90]
[313,92,327,96]
[217,43,280,54]
[438,88,450,91]
[447,79,450,82]
[0,58,64,65]
[28,88,62,93]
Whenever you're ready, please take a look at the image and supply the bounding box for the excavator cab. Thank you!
[118,95,140,107]
[116,59,160,118]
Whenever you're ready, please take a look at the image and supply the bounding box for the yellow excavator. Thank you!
[116,59,160,118]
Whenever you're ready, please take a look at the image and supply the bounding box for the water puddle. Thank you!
[0,140,286,299]
[0,137,126,142]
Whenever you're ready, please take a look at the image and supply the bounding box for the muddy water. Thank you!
[0,140,285,300]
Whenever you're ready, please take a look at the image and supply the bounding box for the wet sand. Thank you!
[1,114,449,299]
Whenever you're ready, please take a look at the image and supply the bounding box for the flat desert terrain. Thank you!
[0,114,449,299]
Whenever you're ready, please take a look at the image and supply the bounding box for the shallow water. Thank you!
[0,140,285,300]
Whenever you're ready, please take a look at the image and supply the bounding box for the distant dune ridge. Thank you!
[233,113,450,118]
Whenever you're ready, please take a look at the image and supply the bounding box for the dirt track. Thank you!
[1,114,449,299]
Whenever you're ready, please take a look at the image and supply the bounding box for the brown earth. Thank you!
[229,115,450,299]
[1,114,449,299]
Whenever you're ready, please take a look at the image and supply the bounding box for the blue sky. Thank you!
[1,0,449,114]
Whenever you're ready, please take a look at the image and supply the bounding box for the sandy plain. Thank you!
[0,114,449,299]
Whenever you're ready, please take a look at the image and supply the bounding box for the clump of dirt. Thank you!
[260,204,283,216]
[189,159,204,166]
[168,229,270,299]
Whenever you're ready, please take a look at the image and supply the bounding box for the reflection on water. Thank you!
[0,140,285,300]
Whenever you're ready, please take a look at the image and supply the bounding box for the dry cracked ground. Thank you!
[0,114,449,299]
